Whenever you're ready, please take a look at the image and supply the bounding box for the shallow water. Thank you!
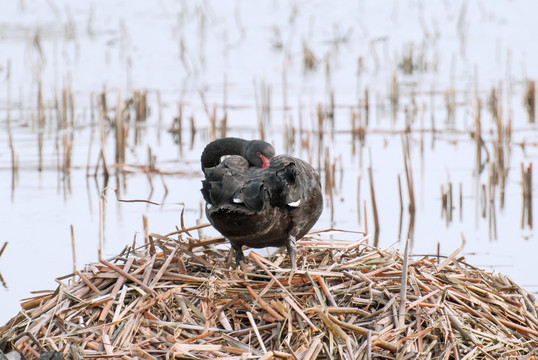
[1,0,538,323]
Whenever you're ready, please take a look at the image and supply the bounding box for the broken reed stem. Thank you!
[0,242,7,259]
[247,311,267,353]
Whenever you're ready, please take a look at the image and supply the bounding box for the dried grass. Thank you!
[1,228,538,359]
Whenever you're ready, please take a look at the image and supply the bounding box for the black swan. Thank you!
[201,137,323,269]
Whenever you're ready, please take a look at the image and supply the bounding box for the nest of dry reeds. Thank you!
[1,225,538,359]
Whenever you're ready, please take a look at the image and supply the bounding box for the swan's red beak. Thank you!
[260,154,271,168]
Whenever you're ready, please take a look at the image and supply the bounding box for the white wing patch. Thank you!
[288,199,301,207]
[233,196,243,203]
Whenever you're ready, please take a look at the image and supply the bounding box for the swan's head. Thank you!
[245,140,275,168]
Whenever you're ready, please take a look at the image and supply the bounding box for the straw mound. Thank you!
[2,227,538,359]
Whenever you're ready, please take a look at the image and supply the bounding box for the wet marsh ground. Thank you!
[1,0,537,323]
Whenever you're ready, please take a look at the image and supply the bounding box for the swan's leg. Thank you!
[231,241,245,268]
[286,235,297,270]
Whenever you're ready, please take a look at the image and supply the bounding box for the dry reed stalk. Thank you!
[70,225,77,274]
[0,242,7,261]
[401,135,416,215]
[115,91,127,167]
[397,175,404,239]
[190,115,197,150]
[367,149,380,246]
[97,98,110,181]
[521,162,533,229]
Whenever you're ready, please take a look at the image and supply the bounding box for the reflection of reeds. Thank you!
[472,90,483,174]
[58,82,74,193]
[254,80,271,140]
[487,175,497,240]
[133,90,148,122]
[156,91,162,144]
[6,61,18,196]
[524,80,535,124]
[445,86,455,126]
[37,70,45,172]
[489,85,509,209]
[480,184,487,219]
[303,41,317,71]
[115,92,127,166]
[172,102,184,155]
[389,71,399,120]
[97,92,110,181]
[440,182,453,227]
[364,88,369,127]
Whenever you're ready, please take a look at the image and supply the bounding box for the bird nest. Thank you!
[1,225,538,359]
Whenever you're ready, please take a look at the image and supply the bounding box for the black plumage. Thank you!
[201,137,323,269]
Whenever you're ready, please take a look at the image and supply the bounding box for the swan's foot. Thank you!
[286,235,297,271]
[231,241,245,268]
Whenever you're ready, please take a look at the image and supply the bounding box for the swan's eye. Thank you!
[256,152,261,156]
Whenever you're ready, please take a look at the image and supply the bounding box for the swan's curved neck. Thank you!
[201,137,249,170]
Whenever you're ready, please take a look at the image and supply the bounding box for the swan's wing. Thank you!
[230,155,321,211]
[201,155,249,206]
[270,155,321,207]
